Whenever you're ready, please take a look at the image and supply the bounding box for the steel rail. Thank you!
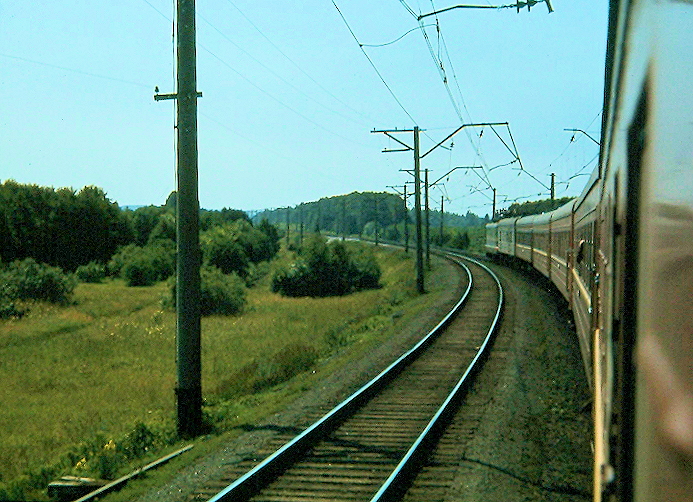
[208,257,473,502]
[369,255,504,501]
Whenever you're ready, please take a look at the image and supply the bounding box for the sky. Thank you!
[0,0,609,216]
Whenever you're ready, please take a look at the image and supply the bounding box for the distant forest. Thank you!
[0,182,497,273]
[0,181,250,271]
[254,191,490,241]
[495,196,574,219]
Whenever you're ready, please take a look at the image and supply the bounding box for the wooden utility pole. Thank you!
[425,168,430,269]
[175,0,201,438]
[550,173,555,200]
[440,194,444,243]
[387,184,410,252]
[371,126,425,293]
[404,184,409,253]
[342,197,346,241]
[374,194,379,246]
[413,127,424,293]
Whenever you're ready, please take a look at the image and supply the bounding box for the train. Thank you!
[485,0,693,500]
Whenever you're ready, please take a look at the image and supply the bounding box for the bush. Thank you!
[271,235,381,298]
[168,265,247,316]
[0,299,24,319]
[122,254,159,287]
[0,258,74,304]
[450,230,471,250]
[200,220,280,278]
[200,266,247,316]
[75,261,105,283]
[202,227,249,277]
[110,243,175,286]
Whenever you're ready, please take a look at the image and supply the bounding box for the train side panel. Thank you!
[633,4,693,500]
[529,212,553,279]
[514,215,534,264]
[549,200,576,301]
[571,175,601,391]
[496,217,517,256]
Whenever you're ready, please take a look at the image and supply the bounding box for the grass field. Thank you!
[0,243,447,500]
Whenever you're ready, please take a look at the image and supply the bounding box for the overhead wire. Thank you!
[360,24,436,47]
[226,0,373,123]
[222,0,379,127]
[406,1,499,192]
[332,0,419,127]
[197,12,370,129]
[198,44,371,148]
[0,53,151,89]
[143,0,371,149]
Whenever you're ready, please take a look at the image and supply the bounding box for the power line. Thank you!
[197,12,369,128]
[332,0,419,126]
[397,0,419,19]
[199,43,371,148]
[360,24,437,47]
[0,52,152,89]
[224,0,378,126]
[144,1,371,148]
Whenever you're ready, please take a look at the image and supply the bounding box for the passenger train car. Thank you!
[485,0,693,500]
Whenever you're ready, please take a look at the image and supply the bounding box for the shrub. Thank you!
[122,253,159,286]
[201,227,249,277]
[0,258,74,304]
[111,242,175,286]
[168,265,247,316]
[271,236,381,298]
[450,230,471,250]
[350,247,382,290]
[0,299,24,319]
[200,266,246,316]
[75,261,105,283]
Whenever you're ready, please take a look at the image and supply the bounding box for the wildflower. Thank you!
[104,439,116,451]
[76,457,87,469]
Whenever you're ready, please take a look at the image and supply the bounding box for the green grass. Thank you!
[0,244,449,500]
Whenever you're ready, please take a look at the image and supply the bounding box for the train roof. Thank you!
[516,211,552,227]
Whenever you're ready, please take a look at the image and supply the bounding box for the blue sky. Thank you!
[0,0,608,216]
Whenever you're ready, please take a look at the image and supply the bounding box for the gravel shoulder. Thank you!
[441,259,592,501]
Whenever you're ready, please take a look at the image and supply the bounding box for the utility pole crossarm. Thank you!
[418,4,497,20]
[372,130,415,151]
[417,0,552,19]
[564,128,601,146]
[154,91,202,101]
[420,122,507,159]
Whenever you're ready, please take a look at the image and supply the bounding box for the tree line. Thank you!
[256,191,489,240]
[0,180,259,272]
[495,196,574,219]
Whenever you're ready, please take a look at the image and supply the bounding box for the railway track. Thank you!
[191,254,503,502]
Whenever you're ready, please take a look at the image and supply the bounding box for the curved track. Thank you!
[193,255,502,502]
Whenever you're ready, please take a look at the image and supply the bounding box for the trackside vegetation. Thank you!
[0,180,456,500]
[271,235,381,297]
[0,242,433,501]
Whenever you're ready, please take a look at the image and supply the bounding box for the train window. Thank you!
[577,239,586,264]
